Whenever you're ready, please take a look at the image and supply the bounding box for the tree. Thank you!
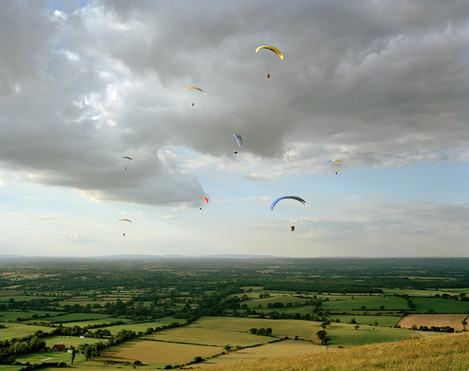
[224,345,232,352]
[354,325,360,330]
[71,349,78,364]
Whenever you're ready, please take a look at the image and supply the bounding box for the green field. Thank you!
[50,317,133,328]
[0,310,58,322]
[14,336,106,365]
[190,317,323,342]
[246,295,310,308]
[325,323,436,347]
[411,298,469,313]
[382,288,469,297]
[146,326,272,347]
[41,313,112,323]
[0,323,52,341]
[328,314,402,327]
[99,317,185,335]
[321,295,409,311]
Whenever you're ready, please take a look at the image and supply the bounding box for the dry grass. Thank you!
[398,314,468,332]
[96,339,222,366]
[196,332,469,370]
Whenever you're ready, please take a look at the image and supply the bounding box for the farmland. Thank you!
[0,257,468,368]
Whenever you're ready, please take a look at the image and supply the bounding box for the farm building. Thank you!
[52,344,66,351]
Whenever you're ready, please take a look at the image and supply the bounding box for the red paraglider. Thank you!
[267,74,270,79]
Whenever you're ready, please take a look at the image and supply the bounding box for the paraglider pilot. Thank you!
[290,225,295,232]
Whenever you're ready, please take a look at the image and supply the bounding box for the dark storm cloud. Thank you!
[0,0,467,205]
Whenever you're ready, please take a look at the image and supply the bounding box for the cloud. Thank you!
[0,0,467,208]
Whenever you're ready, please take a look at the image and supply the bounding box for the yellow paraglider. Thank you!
[256,46,283,78]
[185,87,206,106]
[255,45,284,60]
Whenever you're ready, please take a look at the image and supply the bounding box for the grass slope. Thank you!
[199,332,469,370]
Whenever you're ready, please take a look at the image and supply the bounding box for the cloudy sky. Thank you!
[0,0,468,257]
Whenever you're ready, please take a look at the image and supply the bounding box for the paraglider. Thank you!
[326,159,343,175]
[256,45,283,78]
[185,87,206,106]
[120,156,133,170]
[233,134,242,154]
[270,196,307,210]
[255,45,283,60]
[114,219,132,236]
[198,196,209,210]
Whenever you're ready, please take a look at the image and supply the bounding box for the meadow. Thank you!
[198,332,469,370]
[92,340,223,368]
[0,257,468,369]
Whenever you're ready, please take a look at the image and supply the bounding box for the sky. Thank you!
[0,0,468,258]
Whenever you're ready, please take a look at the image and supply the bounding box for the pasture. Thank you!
[0,310,56,322]
[320,295,409,311]
[195,339,327,367]
[99,316,185,335]
[328,314,401,327]
[190,317,323,342]
[325,323,426,347]
[90,340,222,368]
[40,312,112,323]
[51,317,133,328]
[145,326,272,347]
[411,297,469,313]
[245,295,310,308]
[0,323,51,341]
[15,350,84,366]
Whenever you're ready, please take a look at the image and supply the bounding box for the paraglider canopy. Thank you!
[114,219,132,224]
[185,87,206,106]
[198,196,209,204]
[270,196,307,210]
[184,86,206,94]
[120,156,133,170]
[114,219,132,236]
[198,196,209,210]
[326,159,343,174]
[255,45,284,60]
[233,134,242,148]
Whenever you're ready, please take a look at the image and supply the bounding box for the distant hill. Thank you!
[0,254,278,260]
[199,332,469,370]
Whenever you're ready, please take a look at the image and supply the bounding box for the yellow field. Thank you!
[398,314,468,331]
[198,332,469,370]
[86,340,222,367]
[146,326,270,347]
[193,340,326,368]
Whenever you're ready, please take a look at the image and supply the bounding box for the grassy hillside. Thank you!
[199,332,469,370]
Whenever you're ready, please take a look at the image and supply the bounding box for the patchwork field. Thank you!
[92,339,222,368]
[38,312,112,323]
[99,317,185,335]
[410,297,469,313]
[146,326,271,347]
[190,317,323,342]
[321,295,409,311]
[0,323,51,341]
[398,314,468,332]
[324,323,443,347]
[194,339,327,368]
[0,310,57,321]
[44,317,133,327]
[328,314,401,327]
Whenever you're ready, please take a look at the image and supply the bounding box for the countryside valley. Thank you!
[0,257,468,370]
